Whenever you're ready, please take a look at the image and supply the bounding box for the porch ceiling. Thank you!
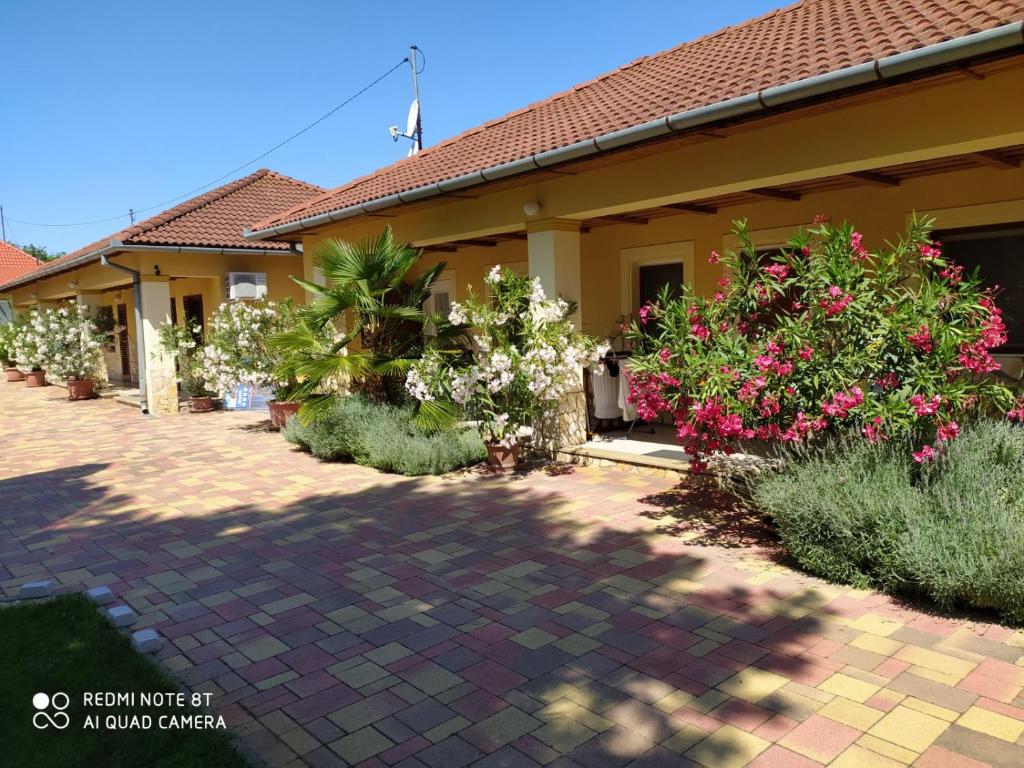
[417,142,1023,254]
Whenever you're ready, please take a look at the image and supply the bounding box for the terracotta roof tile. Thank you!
[2,169,323,290]
[0,242,41,284]
[252,0,1024,233]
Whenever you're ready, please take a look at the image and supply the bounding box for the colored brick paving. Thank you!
[3,383,1024,767]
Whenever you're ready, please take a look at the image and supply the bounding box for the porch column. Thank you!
[527,219,586,448]
[527,219,582,326]
[75,290,110,386]
[139,276,178,415]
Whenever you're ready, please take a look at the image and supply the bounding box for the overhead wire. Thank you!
[6,57,410,229]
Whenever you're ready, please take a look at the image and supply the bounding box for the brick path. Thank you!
[3,382,1024,767]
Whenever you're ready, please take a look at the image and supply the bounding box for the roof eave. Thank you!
[244,21,1024,243]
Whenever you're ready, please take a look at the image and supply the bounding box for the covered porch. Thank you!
[404,139,1024,473]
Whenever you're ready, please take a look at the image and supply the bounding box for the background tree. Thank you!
[14,243,65,262]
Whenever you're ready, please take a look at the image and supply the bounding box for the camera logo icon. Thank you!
[32,692,70,730]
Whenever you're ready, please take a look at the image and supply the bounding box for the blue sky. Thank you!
[1,0,783,253]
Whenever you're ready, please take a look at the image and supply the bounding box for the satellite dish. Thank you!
[406,99,420,137]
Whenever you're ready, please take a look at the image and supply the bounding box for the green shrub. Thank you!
[751,419,1024,623]
[284,396,485,476]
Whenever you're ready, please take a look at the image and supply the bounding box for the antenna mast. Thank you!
[410,45,422,152]
[388,45,424,155]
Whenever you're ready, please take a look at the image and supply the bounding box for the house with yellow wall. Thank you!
[246,0,1024,449]
[0,169,322,415]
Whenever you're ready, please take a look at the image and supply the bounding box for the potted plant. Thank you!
[158,321,214,412]
[44,304,105,400]
[406,267,596,469]
[12,308,52,387]
[203,298,304,428]
[0,321,24,382]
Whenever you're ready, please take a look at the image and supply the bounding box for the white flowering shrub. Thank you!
[12,308,52,372]
[10,304,104,378]
[158,320,210,397]
[200,298,297,399]
[406,267,596,449]
[38,304,105,379]
[0,321,19,366]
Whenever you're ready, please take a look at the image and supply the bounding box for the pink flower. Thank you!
[708,250,720,264]
[861,416,883,444]
[937,421,959,442]
[910,393,941,416]
[919,242,942,261]
[876,372,900,390]
[908,325,933,354]
[812,213,829,225]
[1008,396,1024,421]
[797,346,814,361]
[717,277,731,289]
[691,323,710,342]
[821,387,864,419]
[754,355,775,372]
[637,304,651,325]
[940,264,963,284]
[828,285,843,299]
[713,291,725,302]
[658,347,671,363]
[764,263,791,280]
[913,445,935,463]
[850,231,869,261]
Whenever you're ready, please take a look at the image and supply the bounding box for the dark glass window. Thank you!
[935,224,1024,352]
[638,262,683,307]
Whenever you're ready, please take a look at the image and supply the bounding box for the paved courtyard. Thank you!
[3,383,1024,768]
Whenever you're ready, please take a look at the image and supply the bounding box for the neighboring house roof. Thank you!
[1,169,324,291]
[249,0,1024,237]
[0,241,41,285]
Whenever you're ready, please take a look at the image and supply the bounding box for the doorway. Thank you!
[116,303,132,383]
[182,294,204,342]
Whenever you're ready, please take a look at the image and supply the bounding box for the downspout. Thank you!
[100,255,148,415]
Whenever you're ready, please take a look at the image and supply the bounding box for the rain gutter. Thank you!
[244,22,1024,242]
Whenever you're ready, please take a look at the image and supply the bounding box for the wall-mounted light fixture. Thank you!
[522,200,541,217]
[68,280,79,290]
[154,264,161,276]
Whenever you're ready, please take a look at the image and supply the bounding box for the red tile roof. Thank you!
[0,241,41,284]
[250,0,1024,234]
[2,169,323,290]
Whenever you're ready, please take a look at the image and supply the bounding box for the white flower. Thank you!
[448,302,468,326]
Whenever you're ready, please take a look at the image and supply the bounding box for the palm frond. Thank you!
[411,397,462,433]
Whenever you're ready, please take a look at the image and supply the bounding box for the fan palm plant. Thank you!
[271,226,468,426]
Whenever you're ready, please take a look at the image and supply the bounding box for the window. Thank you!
[0,300,12,324]
[935,224,1024,352]
[620,241,695,317]
[638,262,684,307]
[423,277,455,335]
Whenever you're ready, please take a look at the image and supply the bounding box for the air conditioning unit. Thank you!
[227,272,267,300]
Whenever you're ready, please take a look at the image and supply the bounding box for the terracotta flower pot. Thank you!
[189,396,214,413]
[485,442,523,470]
[67,378,96,401]
[268,400,301,429]
[24,370,47,387]
[5,367,25,382]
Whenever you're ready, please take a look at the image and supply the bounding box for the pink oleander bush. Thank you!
[626,215,1017,471]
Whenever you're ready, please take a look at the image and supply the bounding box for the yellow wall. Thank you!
[291,61,1024,340]
[7,248,305,310]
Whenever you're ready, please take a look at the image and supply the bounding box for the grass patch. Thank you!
[750,419,1024,623]
[284,395,486,476]
[0,594,249,768]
